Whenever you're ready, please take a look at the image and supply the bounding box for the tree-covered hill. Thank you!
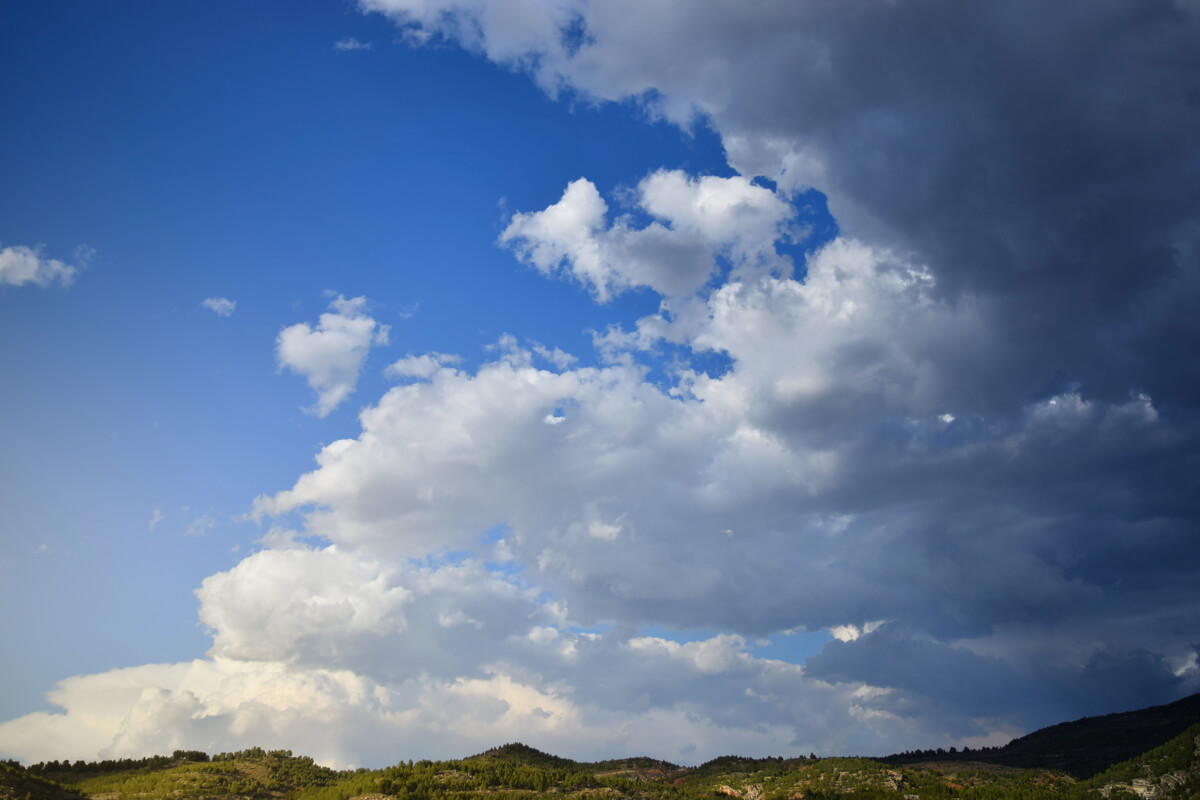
[5,693,1199,800]
[1,760,88,800]
[1079,722,1200,800]
[7,749,1076,800]
[464,742,587,772]
[885,692,1200,778]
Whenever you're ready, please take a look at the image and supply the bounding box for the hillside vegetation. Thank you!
[886,693,1200,778]
[5,696,1198,800]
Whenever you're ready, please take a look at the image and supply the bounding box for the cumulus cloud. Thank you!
[499,171,793,301]
[0,244,85,288]
[0,648,847,767]
[201,297,236,316]
[277,294,391,417]
[0,540,920,765]
[0,659,387,767]
[197,547,412,662]
[385,352,462,381]
[256,235,981,587]
[249,204,1198,741]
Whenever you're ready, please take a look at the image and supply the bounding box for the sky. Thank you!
[1,0,1199,769]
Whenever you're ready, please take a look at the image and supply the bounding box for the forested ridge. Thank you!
[884,693,1200,778]
[3,705,1198,800]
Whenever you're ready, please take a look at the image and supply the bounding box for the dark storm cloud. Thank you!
[721,0,1200,408]
[806,626,1199,734]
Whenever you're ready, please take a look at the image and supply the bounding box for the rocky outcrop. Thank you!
[1099,733,1200,800]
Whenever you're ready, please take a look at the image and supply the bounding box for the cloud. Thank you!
[201,297,236,317]
[276,294,391,417]
[805,627,1199,736]
[334,36,372,51]
[0,659,386,767]
[499,171,793,301]
[249,174,1199,742]
[184,513,217,537]
[149,508,166,531]
[0,244,83,288]
[196,546,412,663]
[0,542,918,765]
[0,651,831,767]
[6,0,1200,769]
[385,352,461,381]
[530,342,576,370]
[829,621,886,643]
[367,0,1200,410]
[341,1,1200,729]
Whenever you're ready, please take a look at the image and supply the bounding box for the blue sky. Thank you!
[0,0,737,715]
[1,0,1198,768]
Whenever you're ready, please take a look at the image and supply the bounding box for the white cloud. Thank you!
[0,244,82,288]
[0,539,900,764]
[335,36,372,51]
[628,634,755,675]
[530,342,576,370]
[277,294,391,417]
[149,508,166,531]
[637,170,794,261]
[0,651,845,767]
[184,513,217,537]
[196,546,412,662]
[201,297,236,316]
[257,221,1161,647]
[498,178,618,300]
[830,621,887,643]
[0,659,383,767]
[253,230,991,607]
[385,352,461,381]
[499,171,792,301]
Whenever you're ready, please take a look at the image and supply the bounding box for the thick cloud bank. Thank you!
[3,0,1199,768]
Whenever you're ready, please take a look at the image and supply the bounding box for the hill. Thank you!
[1081,722,1200,800]
[4,693,1199,800]
[0,761,87,800]
[886,692,1200,778]
[464,742,586,772]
